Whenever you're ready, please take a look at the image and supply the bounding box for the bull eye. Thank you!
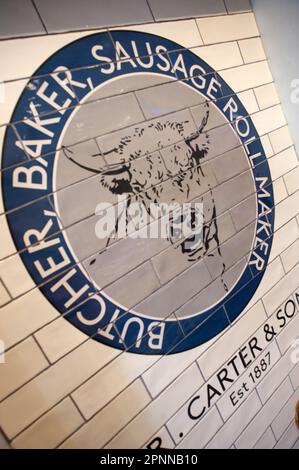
[107,177,133,195]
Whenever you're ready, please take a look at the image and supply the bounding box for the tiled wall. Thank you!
[0,0,299,449]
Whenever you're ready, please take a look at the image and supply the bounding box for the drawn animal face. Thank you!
[63,103,225,269]
[98,102,210,196]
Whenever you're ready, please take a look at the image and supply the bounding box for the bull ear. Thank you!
[62,145,102,174]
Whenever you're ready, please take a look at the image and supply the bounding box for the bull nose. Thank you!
[101,163,129,176]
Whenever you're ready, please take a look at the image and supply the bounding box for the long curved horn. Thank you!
[185,102,210,145]
[62,146,101,174]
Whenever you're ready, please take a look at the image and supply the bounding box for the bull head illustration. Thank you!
[62,101,227,290]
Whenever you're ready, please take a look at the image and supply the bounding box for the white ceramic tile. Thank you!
[254,83,280,110]
[290,362,299,390]
[0,280,11,307]
[11,397,83,449]
[239,37,266,63]
[284,166,299,195]
[0,339,119,439]
[243,258,285,314]
[0,79,28,126]
[0,126,6,214]
[281,239,299,273]
[143,426,175,449]
[61,380,150,449]
[293,439,299,449]
[197,13,258,44]
[238,89,259,114]
[274,422,299,449]
[273,177,288,204]
[217,342,281,421]
[274,190,299,231]
[257,350,296,404]
[235,378,293,448]
[269,218,299,262]
[271,390,299,440]
[114,19,203,49]
[192,41,243,71]
[105,364,203,448]
[0,254,35,298]
[0,288,58,349]
[0,337,48,401]
[166,389,203,445]
[141,341,209,398]
[269,126,293,154]
[261,134,274,158]
[0,430,10,449]
[276,313,299,356]
[252,105,286,136]
[72,352,157,419]
[34,316,88,363]
[263,263,299,316]
[176,407,223,449]
[198,301,267,379]
[206,391,261,448]
[254,427,276,449]
[269,148,298,182]
[221,61,272,93]
[0,30,107,82]
[0,214,16,260]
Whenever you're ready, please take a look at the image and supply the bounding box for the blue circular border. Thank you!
[1,31,275,354]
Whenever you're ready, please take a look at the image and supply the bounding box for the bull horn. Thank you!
[197,102,210,134]
[185,102,210,145]
[62,146,101,174]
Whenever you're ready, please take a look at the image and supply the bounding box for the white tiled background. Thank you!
[0,0,299,449]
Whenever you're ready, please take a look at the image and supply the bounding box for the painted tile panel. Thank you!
[0,4,298,451]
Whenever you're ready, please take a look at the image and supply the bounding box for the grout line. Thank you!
[223,0,229,15]
[236,40,246,65]
[31,334,51,365]
[0,181,297,348]
[140,375,154,400]
[30,0,48,34]
[0,146,294,284]
[3,280,299,446]
[0,11,298,448]
[0,11,256,43]
[102,288,298,448]
[145,0,156,23]
[0,101,288,221]
[69,394,87,422]
[0,34,263,86]
[194,18,204,45]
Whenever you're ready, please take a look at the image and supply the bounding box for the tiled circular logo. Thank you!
[2,31,275,354]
